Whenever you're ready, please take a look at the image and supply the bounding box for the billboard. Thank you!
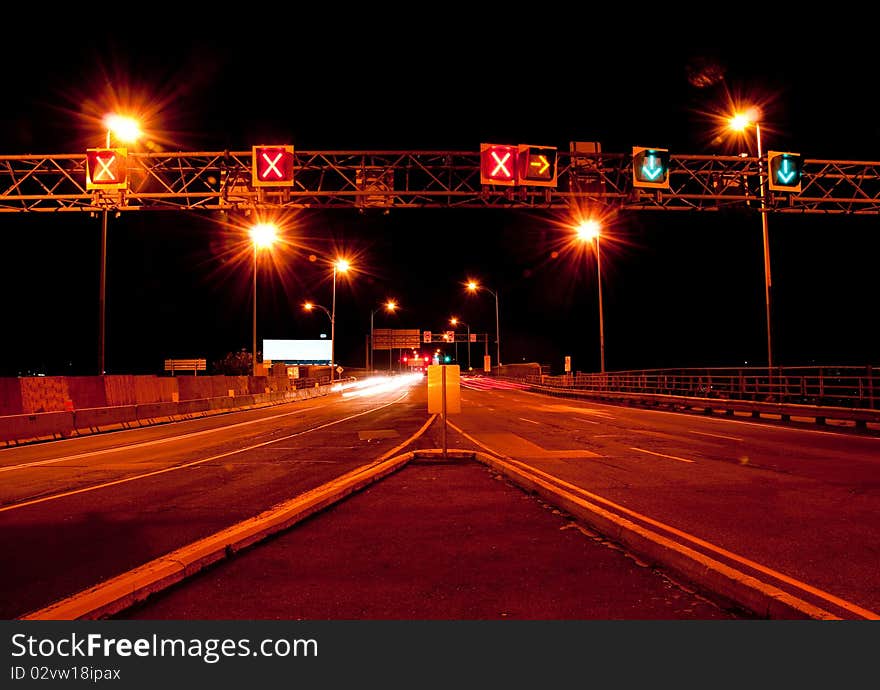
[263,339,331,363]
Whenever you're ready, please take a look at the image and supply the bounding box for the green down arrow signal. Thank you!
[642,154,665,180]
[778,157,796,184]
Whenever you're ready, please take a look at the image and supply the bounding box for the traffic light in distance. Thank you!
[444,355,451,363]
[252,145,295,187]
[480,143,518,186]
[767,151,803,192]
[517,145,558,187]
[632,146,670,189]
[86,148,128,191]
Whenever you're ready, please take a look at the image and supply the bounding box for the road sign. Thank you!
[564,355,571,373]
[252,145,294,187]
[373,328,421,350]
[86,148,128,191]
[444,330,454,342]
[517,145,557,187]
[767,151,803,192]
[427,364,461,414]
[483,355,492,373]
[632,146,670,189]
[480,143,518,186]
[423,330,432,344]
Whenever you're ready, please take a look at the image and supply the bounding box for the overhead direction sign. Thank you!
[632,146,670,189]
[517,145,558,187]
[373,328,421,350]
[767,151,803,192]
[86,148,128,191]
[480,143,518,186]
[252,145,295,187]
[423,330,432,344]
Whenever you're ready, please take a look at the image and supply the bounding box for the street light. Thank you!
[576,220,605,374]
[728,108,774,373]
[249,223,278,377]
[370,300,398,372]
[450,317,471,370]
[331,258,351,384]
[303,300,332,370]
[98,114,141,375]
[466,280,501,368]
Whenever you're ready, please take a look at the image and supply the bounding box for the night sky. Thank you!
[1,15,878,377]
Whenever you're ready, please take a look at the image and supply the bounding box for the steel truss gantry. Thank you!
[2,150,880,214]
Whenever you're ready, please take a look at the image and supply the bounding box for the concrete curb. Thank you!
[458,442,843,620]
[20,415,437,620]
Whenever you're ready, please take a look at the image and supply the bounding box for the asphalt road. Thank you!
[0,376,429,618]
[445,377,880,618]
[3,373,878,620]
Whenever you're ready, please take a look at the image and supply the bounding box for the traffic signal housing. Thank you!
[632,146,670,189]
[517,145,558,187]
[86,148,128,191]
[252,145,295,187]
[767,151,803,192]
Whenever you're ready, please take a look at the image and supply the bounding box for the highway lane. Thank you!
[448,378,880,618]
[0,375,430,618]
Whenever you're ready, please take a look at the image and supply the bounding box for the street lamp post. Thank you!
[576,221,605,374]
[370,300,398,372]
[97,115,141,375]
[466,281,501,368]
[303,301,332,376]
[249,223,278,377]
[330,259,350,384]
[729,110,774,376]
[450,317,471,370]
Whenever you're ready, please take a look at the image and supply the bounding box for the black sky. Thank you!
[1,14,878,376]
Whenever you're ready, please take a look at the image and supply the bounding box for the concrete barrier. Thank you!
[0,411,75,444]
[0,380,338,447]
[72,406,138,435]
[134,402,180,425]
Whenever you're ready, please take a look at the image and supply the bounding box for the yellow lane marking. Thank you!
[21,414,438,621]
[449,419,879,621]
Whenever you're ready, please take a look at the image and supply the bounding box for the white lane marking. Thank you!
[689,430,744,442]
[629,447,696,464]
[0,393,412,514]
[0,405,324,473]
[518,418,541,425]
[449,419,879,621]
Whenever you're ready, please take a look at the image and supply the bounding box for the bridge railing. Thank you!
[513,365,878,410]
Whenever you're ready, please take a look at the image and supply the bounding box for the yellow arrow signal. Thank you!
[529,155,550,175]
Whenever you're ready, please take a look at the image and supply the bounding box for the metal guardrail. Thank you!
[501,365,880,429]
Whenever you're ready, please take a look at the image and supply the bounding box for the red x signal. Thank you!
[252,145,294,187]
[86,148,128,191]
[480,144,518,186]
